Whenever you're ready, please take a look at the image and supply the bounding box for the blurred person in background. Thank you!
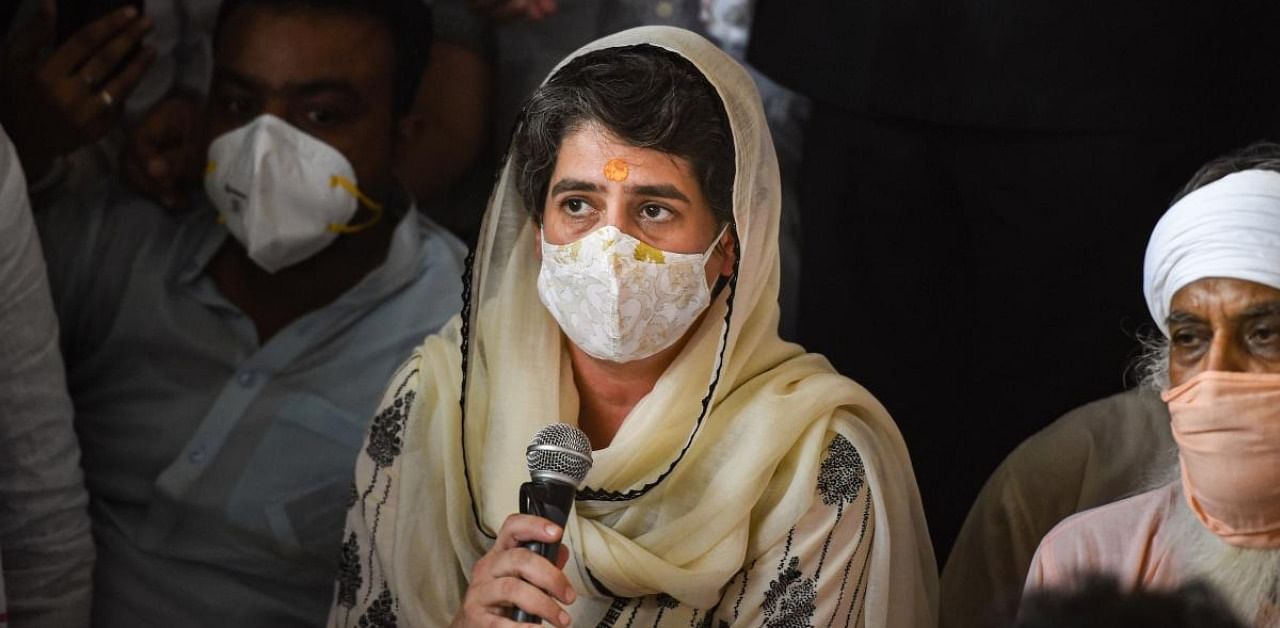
[0,123,95,628]
[2,0,490,238]
[3,0,467,623]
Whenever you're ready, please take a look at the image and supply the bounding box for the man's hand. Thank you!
[0,0,154,180]
[468,0,557,21]
[124,92,204,210]
[451,514,576,627]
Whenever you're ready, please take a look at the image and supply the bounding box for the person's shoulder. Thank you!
[408,210,469,270]
[1036,387,1167,445]
[1035,483,1177,568]
[998,387,1170,482]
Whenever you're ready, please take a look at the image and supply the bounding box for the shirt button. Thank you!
[655,0,674,18]
[236,370,257,387]
[189,446,208,464]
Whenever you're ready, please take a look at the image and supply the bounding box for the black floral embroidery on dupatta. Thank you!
[817,436,872,628]
[761,556,817,628]
[337,532,363,608]
[817,435,864,508]
[815,434,867,582]
[367,389,415,467]
[335,368,418,624]
[357,586,397,628]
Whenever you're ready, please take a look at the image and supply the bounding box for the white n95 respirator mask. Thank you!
[204,114,383,273]
[537,225,727,363]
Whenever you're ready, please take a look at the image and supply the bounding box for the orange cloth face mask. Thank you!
[1163,371,1280,548]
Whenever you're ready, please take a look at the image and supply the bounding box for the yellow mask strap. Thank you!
[328,175,385,234]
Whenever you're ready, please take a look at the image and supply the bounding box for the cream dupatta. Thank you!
[367,26,937,627]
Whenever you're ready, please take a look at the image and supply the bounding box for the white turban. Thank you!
[1143,169,1280,335]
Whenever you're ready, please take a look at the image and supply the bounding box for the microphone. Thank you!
[510,424,593,624]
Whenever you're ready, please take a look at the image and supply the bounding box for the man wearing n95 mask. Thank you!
[22,0,467,625]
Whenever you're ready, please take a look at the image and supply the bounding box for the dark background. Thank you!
[749,0,1280,562]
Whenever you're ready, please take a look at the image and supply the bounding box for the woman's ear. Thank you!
[717,226,737,277]
[533,221,543,261]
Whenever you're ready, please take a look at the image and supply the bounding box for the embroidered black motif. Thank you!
[827,490,874,628]
[762,556,817,628]
[651,593,680,627]
[367,390,415,467]
[357,586,396,628]
[596,597,631,628]
[347,482,359,510]
[337,532,362,608]
[817,435,865,507]
[816,436,867,579]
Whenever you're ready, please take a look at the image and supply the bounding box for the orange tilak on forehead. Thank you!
[603,158,629,182]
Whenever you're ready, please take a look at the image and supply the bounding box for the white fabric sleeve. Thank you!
[0,125,95,627]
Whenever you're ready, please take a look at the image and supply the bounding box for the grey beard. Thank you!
[1164,478,1280,625]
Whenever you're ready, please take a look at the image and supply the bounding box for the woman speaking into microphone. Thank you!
[330,26,936,628]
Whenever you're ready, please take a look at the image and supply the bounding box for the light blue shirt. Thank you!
[36,185,466,627]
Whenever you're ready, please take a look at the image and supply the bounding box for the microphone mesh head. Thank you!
[526,424,593,486]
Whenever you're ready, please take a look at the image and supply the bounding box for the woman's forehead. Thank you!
[554,124,699,185]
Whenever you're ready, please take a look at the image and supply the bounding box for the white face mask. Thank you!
[537,224,727,363]
[204,114,383,273]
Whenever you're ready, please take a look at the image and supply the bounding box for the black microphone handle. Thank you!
[510,481,576,625]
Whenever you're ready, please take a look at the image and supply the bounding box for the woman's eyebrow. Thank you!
[550,179,601,195]
[627,183,690,202]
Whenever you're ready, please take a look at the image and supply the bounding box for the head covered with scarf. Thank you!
[373,26,936,626]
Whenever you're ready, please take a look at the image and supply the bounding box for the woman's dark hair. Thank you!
[1173,141,1280,202]
[511,44,736,226]
[214,0,433,118]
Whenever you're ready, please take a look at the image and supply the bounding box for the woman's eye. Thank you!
[640,204,672,221]
[562,198,591,216]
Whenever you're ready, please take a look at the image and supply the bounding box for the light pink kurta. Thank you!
[1024,482,1184,593]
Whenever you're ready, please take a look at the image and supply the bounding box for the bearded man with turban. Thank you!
[1023,142,1280,626]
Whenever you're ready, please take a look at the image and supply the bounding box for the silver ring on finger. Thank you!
[99,90,115,108]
